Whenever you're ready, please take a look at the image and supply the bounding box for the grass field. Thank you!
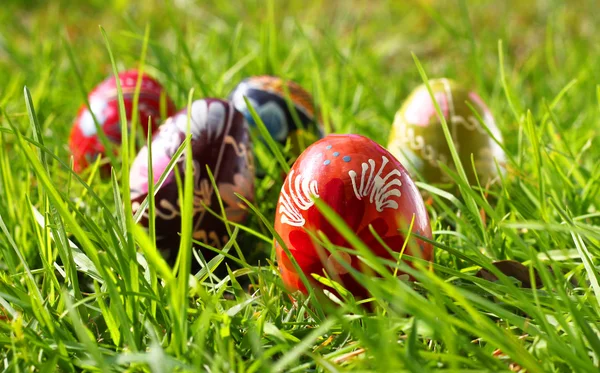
[1,0,600,371]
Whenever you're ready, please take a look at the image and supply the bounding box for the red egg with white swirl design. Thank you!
[130,99,255,267]
[274,134,433,299]
[69,69,176,172]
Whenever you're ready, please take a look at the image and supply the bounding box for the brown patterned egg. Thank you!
[387,78,505,186]
[274,134,433,300]
[130,99,255,267]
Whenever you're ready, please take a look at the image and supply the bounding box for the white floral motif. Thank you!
[348,156,402,212]
[173,100,226,141]
[279,169,319,226]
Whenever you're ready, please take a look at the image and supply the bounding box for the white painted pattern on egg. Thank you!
[206,101,226,140]
[79,99,108,137]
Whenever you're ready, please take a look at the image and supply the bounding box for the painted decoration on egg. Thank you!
[387,78,505,185]
[130,99,254,267]
[69,69,176,172]
[274,134,433,299]
[229,75,324,154]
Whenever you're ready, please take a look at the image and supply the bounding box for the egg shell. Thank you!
[274,134,433,300]
[229,75,324,155]
[69,69,176,172]
[130,99,255,268]
[387,78,505,186]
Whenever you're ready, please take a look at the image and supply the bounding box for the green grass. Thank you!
[1,0,600,371]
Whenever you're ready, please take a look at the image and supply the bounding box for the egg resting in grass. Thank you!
[130,99,255,269]
[273,134,433,300]
[387,78,505,186]
[69,69,176,172]
[229,75,324,158]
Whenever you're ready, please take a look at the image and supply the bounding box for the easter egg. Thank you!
[274,134,433,299]
[130,99,254,267]
[69,69,176,172]
[387,78,505,186]
[229,75,324,155]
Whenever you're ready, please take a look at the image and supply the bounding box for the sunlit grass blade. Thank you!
[62,33,118,169]
[498,39,521,122]
[5,109,138,350]
[170,87,195,356]
[100,25,137,261]
[64,291,108,371]
[132,135,191,224]
[243,96,290,173]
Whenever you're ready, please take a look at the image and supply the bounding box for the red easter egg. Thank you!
[68,69,176,172]
[274,134,433,300]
